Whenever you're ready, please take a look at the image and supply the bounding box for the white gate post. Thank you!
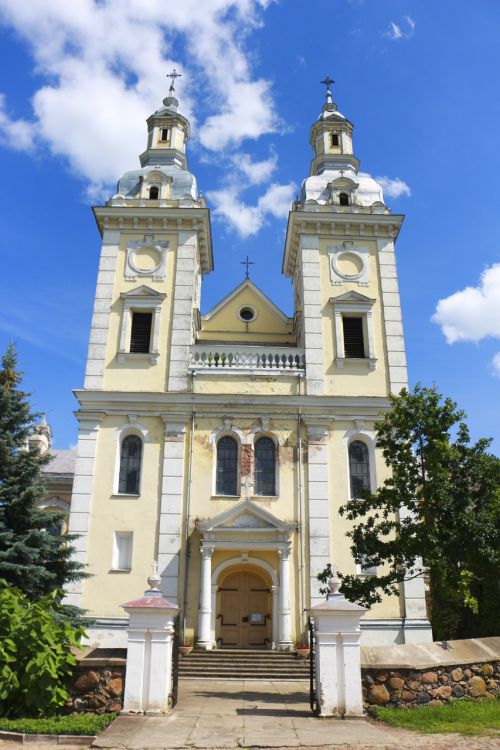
[309,566,367,717]
[121,565,178,714]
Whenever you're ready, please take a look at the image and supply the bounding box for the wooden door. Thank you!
[218,571,271,648]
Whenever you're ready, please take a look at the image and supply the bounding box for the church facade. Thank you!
[65,82,431,650]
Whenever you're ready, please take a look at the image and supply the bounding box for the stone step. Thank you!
[178,649,310,680]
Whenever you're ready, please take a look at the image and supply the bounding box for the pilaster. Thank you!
[303,418,331,605]
[377,238,408,394]
[157,416,189,602]
[167,230,198,391]
[299,234,325,395]
[84,230,120,390]
[65,413,103,607]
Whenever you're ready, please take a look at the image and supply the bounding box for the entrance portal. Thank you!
[217,571,272,649]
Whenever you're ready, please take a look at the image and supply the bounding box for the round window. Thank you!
[239,306,256,322]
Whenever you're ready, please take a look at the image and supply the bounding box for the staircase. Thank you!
[178,649,310,680]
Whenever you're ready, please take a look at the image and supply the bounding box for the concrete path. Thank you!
[91,679,495,750]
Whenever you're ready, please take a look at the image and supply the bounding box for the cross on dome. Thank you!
[167,69,182,95]
[321,75,335,105]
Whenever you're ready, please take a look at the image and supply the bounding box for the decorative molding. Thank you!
[117,285,166,364]
[125,235,169,281]
[328,242,369,286]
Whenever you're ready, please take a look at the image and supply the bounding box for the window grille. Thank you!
[216,436,238,495]
[130,312,152,353]
[255,437,276,495]
[343,317,365,358]
[349,440,370,498]
[119,435,142,494]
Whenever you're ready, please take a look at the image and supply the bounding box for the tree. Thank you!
[317,385,500,640]
[0,344,85,601]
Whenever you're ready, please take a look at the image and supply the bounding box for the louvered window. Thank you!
[216,436,238,496]
[130,312,152,353]
[343,317,365,358]
[255,437,276,496]
[349,440,370,498]
[119,435,142,495]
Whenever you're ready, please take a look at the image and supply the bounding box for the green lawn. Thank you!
[372,698,500,736]
[0,714,116,736]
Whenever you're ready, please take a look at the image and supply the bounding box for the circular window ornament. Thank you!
[238,306,257,322]
[331,251,365,281]
[129,246,162,275]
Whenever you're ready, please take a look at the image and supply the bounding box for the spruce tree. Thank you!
[0,344,85,600]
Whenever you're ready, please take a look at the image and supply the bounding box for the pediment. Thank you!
[197,499,295,534]
[330,290,375,305]
[329,177,359,190]
[120,285,166,299]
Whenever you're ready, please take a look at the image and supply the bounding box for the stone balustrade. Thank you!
[189,345,305,373]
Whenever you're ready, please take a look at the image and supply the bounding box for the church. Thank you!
[61,78,431,650]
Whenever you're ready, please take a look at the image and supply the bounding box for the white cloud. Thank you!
[236,151,277,185]
[0,94,34,151]
[492,352,500,378]
[432,264,500,345]
[208,181,296,238]
[384,15,415,40]
[0,0,280,194]
[376,176,411,199]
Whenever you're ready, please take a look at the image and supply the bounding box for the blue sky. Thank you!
[0,0,498,453]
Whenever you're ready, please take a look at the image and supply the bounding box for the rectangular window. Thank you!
[112,531,133,570]
[331,133,339,147]
[160,127,169,142]
[357,557,377,577]
[130,312,152,353]
[343,317,365,358]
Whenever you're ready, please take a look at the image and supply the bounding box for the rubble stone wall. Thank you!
[68,659,126,713]
[362,661,499,708]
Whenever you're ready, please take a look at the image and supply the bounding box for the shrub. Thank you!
[0,583,85,717]
[0,714,115,735]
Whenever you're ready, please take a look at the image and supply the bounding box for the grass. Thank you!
[372,697,500,736]
[0,714,116,736]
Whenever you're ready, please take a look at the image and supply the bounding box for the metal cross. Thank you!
[321,75,335,90]
[241,255,254,279]
[167,69,182,94]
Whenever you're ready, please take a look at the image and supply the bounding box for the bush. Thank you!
[0,714,115,736]
[0,583,86,717]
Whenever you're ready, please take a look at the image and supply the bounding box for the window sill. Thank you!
[211,494,241,500]
[111,493,140,499]
[109,568,131,574]
[117,352,159,365]
[252,495,278,500]
[336,356,376,371]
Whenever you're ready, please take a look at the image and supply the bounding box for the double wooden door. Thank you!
[218,571,271,648]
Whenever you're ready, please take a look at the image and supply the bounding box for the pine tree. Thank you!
[0,344,85,600]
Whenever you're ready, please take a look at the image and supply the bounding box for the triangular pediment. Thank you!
[330,290,375,305]
[120,285,166,299]
[203,280,291,324]
[197,499,295,534]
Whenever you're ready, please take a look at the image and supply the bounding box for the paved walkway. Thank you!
[90,680,500,750]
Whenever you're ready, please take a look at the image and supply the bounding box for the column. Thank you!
[65,414,102,608]
[271,585,279,649]
[167,230,198,392]
[197,546,214,649]
[278,548,292,650]
[299,233,325,396]
[157,416,188,602]
[303,419,330,606]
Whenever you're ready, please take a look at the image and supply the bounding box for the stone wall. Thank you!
[363,661,499,708]
[68,657,126,713]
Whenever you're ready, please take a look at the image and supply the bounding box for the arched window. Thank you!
[119,435,142,494]
[339,192,349,206]
[348,440,370,498]
[216,436,238,495]
[149,185,159,200]
[254,437,276,496]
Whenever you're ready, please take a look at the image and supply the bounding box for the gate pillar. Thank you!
[121,565,178,713]
[309,566,367,717]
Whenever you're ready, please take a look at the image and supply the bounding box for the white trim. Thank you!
[202,279,292,324]
[331,291,376,370]
[342,428,377,499]
[113,422,149,497]
[39,497,70,514]
[117,286,166,365]
[252,432,280,498]
[211,430,241,498]
[237,304,258,322]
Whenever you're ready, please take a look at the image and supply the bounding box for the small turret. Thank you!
[309,77,359,176]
